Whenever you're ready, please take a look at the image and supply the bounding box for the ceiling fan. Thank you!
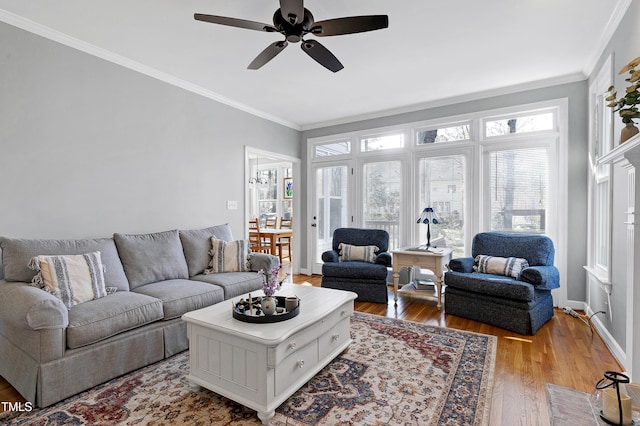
[194,0,388,73]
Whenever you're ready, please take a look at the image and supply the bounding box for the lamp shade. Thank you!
[416,207,439,224]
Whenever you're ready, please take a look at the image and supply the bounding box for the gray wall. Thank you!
[300,81,589,302]
[0,22,300,241]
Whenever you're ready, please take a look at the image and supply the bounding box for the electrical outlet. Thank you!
[226,200,238,210]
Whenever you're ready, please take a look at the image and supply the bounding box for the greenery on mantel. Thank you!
[607,55,640,124]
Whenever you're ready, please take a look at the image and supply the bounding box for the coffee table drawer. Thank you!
[270,301,352,366]
[275,340,318,395]
[319,317,351,361]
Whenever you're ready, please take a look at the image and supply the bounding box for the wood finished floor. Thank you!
[0,274,621,425]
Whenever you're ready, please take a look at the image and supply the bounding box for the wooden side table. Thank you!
[391,247,453,310]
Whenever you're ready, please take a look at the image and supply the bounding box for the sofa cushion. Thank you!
[28,251,107,308]
[191,272,262,299]
[113,230,188,289]
[179,224,234,277]
[206,238,250,273]
[0,237,129,291]
[473,255,529,279]
[338,243,379,263]
[444,271,535,302]
[66,292,163,349]
[132,279,224,320]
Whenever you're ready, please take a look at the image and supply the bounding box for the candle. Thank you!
[602,387,632,425]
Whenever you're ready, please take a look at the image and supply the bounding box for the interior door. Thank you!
[311,163,350,274]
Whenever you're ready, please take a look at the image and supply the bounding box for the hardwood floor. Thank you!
[0,274,621,425]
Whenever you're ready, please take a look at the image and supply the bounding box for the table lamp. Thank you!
[416,207,439,247]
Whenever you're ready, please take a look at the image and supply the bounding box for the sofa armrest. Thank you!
[449,257,475,273]
[375,252,392,267]
[248,253,279,272]
[0,281,68,330]
[520,265,560,290]
[322,250,339,263]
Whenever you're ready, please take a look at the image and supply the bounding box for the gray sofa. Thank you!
[0,224,277,407]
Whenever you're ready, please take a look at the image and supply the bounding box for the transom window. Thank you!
[484,111,554,138]
[309,100,564,264]
[416,122,471,145]
[314,140,350,157]
[360,133,404,152]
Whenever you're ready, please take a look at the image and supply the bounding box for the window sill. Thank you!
[583,265,612,293]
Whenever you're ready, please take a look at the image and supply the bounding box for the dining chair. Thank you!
[264,217,278,229]
[277,217,292,263]
[248,219,270,253]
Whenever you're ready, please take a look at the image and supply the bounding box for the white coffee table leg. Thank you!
[258,410,275,425]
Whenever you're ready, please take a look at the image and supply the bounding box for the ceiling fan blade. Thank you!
[301,39,344,73]
[194,13,277,33]
[311,15,389,36]
[248,41,289,70]
[279,0,305,24]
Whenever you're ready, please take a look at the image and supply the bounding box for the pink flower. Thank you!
[258,264,289,297]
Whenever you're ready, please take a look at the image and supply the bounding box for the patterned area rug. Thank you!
[1,313,496,425]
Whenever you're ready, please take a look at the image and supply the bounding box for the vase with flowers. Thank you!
[606,55,640,144]
[257,264,289,315]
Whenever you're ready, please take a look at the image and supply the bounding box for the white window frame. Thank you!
[586,55,614,287]
[307,99,568,307]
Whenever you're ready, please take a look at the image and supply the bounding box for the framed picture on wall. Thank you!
[283,178,293,199]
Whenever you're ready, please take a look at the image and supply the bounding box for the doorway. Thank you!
[245,147,300,273]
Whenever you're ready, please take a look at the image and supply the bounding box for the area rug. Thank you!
[1,313,496,425]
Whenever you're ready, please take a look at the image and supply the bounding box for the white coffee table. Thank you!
[182,284,357,424]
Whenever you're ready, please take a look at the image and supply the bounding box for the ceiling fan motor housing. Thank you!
[273,8,314,43]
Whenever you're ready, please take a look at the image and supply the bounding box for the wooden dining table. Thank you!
[250,228,293,256]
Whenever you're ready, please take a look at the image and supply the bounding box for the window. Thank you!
[360,133,404,152]
[309,101,564,281]
[363,161,402,249]
[417,155,466,256]
[488,148,548,233]
[485,112,554,138]
[587,56,613,280]
[416,123,471,144]
[314,141,350,157]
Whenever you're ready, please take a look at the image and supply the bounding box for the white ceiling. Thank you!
[0,0,629,130]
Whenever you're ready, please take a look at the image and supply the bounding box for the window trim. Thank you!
[307,99,568,307]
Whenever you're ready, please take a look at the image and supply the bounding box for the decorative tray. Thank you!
[232,295,300,323]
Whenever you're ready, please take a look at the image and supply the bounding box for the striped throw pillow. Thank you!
[206,238,250,273]
[473,255,529,279]
[28,251,107,308]
[338,243,379,263]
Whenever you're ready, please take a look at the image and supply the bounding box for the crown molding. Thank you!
[582,0,633,78]
[0,10,301,131]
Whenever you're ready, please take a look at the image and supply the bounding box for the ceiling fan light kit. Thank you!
[194,0,388,72]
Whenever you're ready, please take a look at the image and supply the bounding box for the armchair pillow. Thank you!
[28,251,107,308]
[473,255,529,279]
[206,238,250,273]
[338,243,379,263]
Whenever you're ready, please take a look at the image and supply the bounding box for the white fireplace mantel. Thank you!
[598,133,640,167]
[598,131,640,382]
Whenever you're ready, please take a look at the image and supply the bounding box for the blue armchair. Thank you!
[321,228,392,303]
[444,232,559,335]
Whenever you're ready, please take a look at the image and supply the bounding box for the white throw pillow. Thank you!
[473,255,529,279]
[206,238,250,273]
[338,243,379,263]
[28,251,107,308]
